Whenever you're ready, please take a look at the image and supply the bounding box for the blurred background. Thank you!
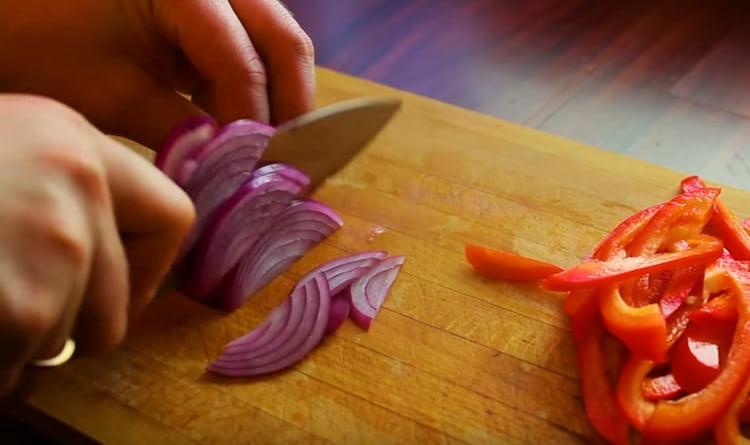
[285,0,750,190]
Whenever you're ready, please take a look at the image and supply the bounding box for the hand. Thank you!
[0,0,314,148]
[0,95,194,393]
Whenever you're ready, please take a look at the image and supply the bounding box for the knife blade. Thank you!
[154,97,400,299]
[262,97,401,189]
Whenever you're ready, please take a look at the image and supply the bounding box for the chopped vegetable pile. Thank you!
[157,117,404,376]
[466,176,750,444]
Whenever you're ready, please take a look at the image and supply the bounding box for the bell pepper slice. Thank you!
[691,292,737,325]
[600,285,667,361]
[672,319,733,394]
[543,235,723,292]
[682,176,750,260]
[617,357,656,430]
[565,291,630,445]
[464,244,562,281]
[589,203,665,260]
[627,186,719,256]
[642,259,750,442]
[643,373,682,402]
[715,379,750,444]
[659,266,702,318]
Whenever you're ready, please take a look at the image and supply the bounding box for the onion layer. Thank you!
[350,256,406,330]
[215,200,343,311]
[208,272,331,377]
[184,166,308,300]
[155,116,218,184]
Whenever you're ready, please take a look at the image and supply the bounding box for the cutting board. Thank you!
[9,68,750,444]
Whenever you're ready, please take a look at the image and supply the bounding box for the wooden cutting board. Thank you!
[8,68,750,444]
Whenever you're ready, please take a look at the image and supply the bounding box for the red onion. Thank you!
[350,256,405,330]
[155,116,218,184]
[208,272,331,377]
[173,121,275,258]
[326,297,350,335]
[215,200,343,311]
[184,166,308,300]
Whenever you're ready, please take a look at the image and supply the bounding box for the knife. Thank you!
[154,96,401,299]
[262,96,401,190]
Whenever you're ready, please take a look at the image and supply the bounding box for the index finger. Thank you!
[154,0,270,123]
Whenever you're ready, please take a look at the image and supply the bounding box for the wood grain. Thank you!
[284,0,750,190]
[10,68,750,443]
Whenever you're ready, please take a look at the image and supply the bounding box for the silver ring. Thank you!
[31,338,76,368]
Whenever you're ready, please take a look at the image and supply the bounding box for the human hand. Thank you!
[0,0,314,148]
[0,95,194,393]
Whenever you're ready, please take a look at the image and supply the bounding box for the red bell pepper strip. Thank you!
[600,284,668,361]
[642,373,682,401]
[565,291,629,445]
[642,259,750,442]
[659,266,702,318]
[672,319,733,394]
[464,244,562,281]
[627,186,719,256]
[682,176,750,260]
[691,292,737,325]
[617,357,656,431]
[543,235,723,292]
[589,203,665,260]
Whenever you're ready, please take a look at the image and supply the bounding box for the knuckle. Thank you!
[42,149,107,203]
[289,29,315,61]
[240,58,268,88]
[5,298,57,342]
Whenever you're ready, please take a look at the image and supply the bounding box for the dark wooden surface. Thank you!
[285,0,750,190]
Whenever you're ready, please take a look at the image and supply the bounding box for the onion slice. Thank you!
[184,166,308,300]
[155,116,218,184]
[215,200,343,311]
[208,272,331,377]
[182,121,275,255]
[326,298,350,335]
[350,256,406,330]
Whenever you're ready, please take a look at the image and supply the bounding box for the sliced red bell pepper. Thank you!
[627,186,719,256]
[563,199,665,444]
[672,319,734,394]
[600,285,667,361]
[681,176,750,260]
[543,235,723,292]
[642,259,750,442]
[589,203,665,260]
[617,357,656,431]
[691,292,737,325]
[565,291,629,445]
[642,373,682,401]
[659,266,702,318]
[464,244,562,281]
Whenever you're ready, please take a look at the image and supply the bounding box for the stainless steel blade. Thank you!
[262,97,401,189]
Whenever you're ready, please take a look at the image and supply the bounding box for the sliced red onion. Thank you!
[155,116,218,184]
[325,297,350,335]
[184,168,307,300]
[214,200,343,311]
[350,256,405,330]
[208,272,331,377]
[251,162,310,189]
[305,251,388,295]
[182,122,275,251]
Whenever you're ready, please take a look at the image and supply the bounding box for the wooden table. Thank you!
[9,68,750,444]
